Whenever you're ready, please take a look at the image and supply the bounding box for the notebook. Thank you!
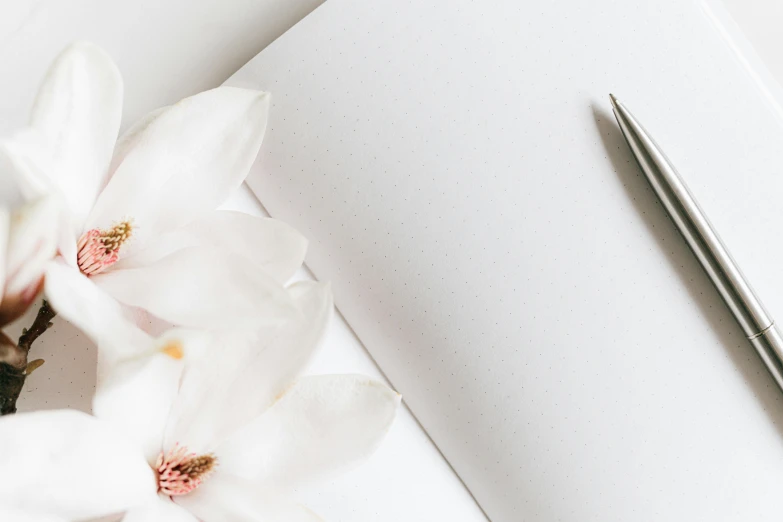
[224,0,783,520]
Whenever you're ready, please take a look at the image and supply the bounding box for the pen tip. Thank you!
[609,93,619,109]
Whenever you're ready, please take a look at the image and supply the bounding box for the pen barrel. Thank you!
[613,103,774,339]
[613,96,783,390]
[750,326,783,391]
[640,153,771,338]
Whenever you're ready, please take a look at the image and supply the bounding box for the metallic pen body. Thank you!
[610,94,783,391]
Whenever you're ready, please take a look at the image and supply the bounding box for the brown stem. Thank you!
[18,300,57,352]
[0,301,57,415]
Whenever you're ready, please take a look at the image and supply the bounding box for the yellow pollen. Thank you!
[177,454,217,479]
[100,220,134,253]
[161,340,184,360]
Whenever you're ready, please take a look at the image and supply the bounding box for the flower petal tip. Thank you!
[223,86,272,112]
[63,40,111,57]
[53,41,122,81]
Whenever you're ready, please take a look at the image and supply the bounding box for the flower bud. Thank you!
[0,277,43,328]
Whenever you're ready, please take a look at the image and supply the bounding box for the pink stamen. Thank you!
[155,443,217,497]
[76,221,133,276]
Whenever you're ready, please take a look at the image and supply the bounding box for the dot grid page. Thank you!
[231,0,783,519]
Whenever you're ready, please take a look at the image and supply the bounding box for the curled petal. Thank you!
[217,375,400,489]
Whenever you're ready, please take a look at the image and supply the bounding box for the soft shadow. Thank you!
[591,103,783,439]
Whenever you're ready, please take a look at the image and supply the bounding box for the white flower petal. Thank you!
[163,282,332,453]
[174,474,322,522]
[116,211,307,285]
[86,87,270,250]
[108,106,168,177]
[0,139,80,266]
[123,496,198,522]
[0,199,48,325]
[217,375,400,489]
[92,246,297,329]
[0,130,52,202]
[5,196,59,295]
[44,260,153,360]
[29,42,123,227]
[0,410,155,519]
[93,342,188,462]
[0,507,63,522]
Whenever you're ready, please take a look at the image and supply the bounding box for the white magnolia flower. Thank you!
[0,42,307,331]
[0,262,400,521]
[0,196,58,326]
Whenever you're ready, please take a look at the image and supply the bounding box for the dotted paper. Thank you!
[228,0,783,519]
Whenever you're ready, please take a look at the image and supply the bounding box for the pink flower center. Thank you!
[77,220,133,276]
[155,444,217,497]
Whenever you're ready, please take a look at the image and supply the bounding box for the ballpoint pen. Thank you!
[610,94,783,392]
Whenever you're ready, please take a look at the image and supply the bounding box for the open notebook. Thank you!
[225,0,783,520]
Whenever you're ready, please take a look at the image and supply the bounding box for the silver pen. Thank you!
[610,94,783,391]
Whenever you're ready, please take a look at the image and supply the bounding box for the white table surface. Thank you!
[0,0,779,520]
[722,0,783,86]
[0,0,324,134]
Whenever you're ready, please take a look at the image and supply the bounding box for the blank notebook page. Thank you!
[229,0,783,520]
